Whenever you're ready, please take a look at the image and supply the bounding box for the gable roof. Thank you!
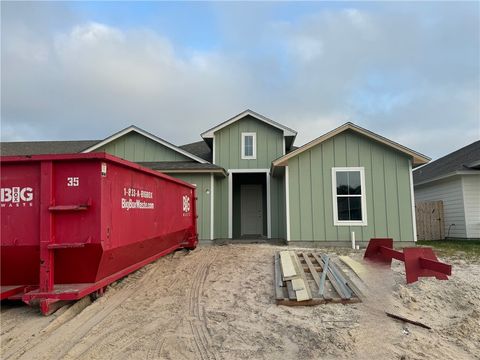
[272,122,430,167]
[200,109,297,139]
[180,140,212,162]
[413,140,480,185]
[81,125,207,163]
[0,140,100,156]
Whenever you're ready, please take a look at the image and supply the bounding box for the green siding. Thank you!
[214,115,284,169]
[289,157,301,239]
[97,132,192,162]
[310,145,324,240]
[172,173,212,240]
[321,140,336,240]
[288,130,415,242]
[214,177,229,238]
[211,115,287,239]
[271,171,286,239]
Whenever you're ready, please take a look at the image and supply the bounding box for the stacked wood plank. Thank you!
[275,251,362,306]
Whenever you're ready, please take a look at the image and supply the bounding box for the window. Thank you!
[332,167,367,226]
[241,132,256,159]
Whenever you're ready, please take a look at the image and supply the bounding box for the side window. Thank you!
[332,167,367,226]
[241,132,256,160]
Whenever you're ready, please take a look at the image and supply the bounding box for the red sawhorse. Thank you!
[364,238,452,284]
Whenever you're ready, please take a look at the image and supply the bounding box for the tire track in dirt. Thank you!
[146,335,167,360]
[187,248,219,360]
[6,263,163,360]
[72,250,189,360]
[64,261,176,360]
[70,320,144,360]
[144,248,219,360]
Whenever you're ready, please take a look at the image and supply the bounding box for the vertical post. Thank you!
[191,186,198,247]
[210,173,214,240]
[285,165,290,242]
[266,172,271,239]
[39,161,54,293]
[228,171,232,239]
[409,159,418,242]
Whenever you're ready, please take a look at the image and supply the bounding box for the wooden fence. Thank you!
[415,201,445,240]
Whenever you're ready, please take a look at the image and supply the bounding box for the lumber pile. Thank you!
[274,251,361,306]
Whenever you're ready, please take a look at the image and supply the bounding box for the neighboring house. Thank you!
[413,141,480,239]
[1,109,430,244]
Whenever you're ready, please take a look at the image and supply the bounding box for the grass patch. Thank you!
[417,239,480,259]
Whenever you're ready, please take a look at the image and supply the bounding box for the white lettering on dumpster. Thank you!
[121,198,155,210]
[121,187,154,210]
[123,187,153,199]
[0,187,34,207]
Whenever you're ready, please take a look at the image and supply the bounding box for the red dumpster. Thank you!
[0,153,198,314]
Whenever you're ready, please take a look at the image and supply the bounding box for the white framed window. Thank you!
[241,132,256,160]
[332,167,367,226]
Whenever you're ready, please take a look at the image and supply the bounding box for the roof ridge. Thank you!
[1,139,100,144]
[415,139,480,171]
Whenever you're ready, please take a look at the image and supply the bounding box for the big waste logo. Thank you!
[182,195,190,214]
[1,187,34,208]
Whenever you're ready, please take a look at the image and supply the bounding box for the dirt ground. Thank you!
[1,243,479,360]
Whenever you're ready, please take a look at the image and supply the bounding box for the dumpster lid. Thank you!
[0,153,196,189]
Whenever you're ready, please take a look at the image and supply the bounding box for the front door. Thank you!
[240,184,263,236]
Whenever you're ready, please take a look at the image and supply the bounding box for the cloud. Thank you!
[1,2,478,159]
[276,3,479,155]
[2,16,251,143]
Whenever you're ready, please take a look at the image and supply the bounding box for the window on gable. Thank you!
[241,132,256,159]
[332,167,367,226]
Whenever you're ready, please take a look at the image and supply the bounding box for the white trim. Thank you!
[266,173,271,238]
[241,132,257,160]
[212,135,216,164]
[332,167,368,226]
[285,165,291,241]
[201,109,297,138]
[409,160,418,242]
[413,170,478,187]
[272,122,430,167]
[282,136,286,156]
[160,169,226,175]
[210,174,214,240]
[228,172,233,238]
[82,125,208,163]
[228,168,270,173]
[228,169,271,239]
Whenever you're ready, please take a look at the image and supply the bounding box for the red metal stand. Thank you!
[364,238,452,284]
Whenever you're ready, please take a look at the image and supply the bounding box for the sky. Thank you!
[1,1,479,160]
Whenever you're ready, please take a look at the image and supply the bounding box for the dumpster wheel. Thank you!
[90,286,107,301]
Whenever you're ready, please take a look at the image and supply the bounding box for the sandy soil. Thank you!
[1,244,479,360]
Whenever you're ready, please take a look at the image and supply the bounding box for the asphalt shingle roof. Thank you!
[179,141,212,162]
[137,161,224,172]
[0,140,100,156]
[413,140,480,184]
